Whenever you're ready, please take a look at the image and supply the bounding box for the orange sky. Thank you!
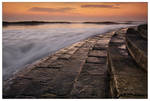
[2,2,148,22]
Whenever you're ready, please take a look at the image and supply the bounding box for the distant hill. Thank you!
[3,21,72,26]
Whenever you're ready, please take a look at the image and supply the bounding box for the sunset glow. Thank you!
[3,2,148,22]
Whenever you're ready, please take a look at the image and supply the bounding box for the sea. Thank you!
[2,21,144,80]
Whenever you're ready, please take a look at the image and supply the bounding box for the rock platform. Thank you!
[107,27,147,98]
[3,24,147,99]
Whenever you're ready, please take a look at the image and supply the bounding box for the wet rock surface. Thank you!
[3,25,147,99]
[3,31,114,98]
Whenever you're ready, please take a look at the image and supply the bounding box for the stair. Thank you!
[107,26,147,98]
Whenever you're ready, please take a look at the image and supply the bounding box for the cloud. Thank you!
[28,7,75,13]
[81,4,120,9]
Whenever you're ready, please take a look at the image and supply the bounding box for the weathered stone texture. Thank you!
[70,33,113,98]
[4,31,114,98]
[3,26,147,99]
[126,28,147,71]
[137,24,147,39]
[107,28,147,98]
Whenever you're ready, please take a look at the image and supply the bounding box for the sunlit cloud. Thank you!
[3,2,147,21]
[81,4,120,9]
[28,7,75,13]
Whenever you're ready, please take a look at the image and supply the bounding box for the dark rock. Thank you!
[108,28,147,98]
[137,24,147,39]
[126,28,147,71]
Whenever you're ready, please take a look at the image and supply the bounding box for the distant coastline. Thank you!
[3,21,72,26]
[3,21,135,26]
[83,21,133,24]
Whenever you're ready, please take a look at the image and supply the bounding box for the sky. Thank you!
[2,2,148,22]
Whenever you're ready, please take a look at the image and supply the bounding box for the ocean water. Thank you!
[2,22,142,80]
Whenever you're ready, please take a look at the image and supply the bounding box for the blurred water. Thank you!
[2,23,142,80]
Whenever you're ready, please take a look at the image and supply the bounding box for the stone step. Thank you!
[107,28,147,98]
[70,32,114,98]
[126,28,147,71]
[137,24,147,39]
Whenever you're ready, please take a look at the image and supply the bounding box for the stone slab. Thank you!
[70,73,107,98]
[86,57,106,64]
[88,50,107,57]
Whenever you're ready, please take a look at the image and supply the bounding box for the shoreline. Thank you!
[3,28,117,82]
[3,24,147,98]
[3,27,114,97]
[4,26,129,82]
[2,21,138,26]
[3,27,125,81]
